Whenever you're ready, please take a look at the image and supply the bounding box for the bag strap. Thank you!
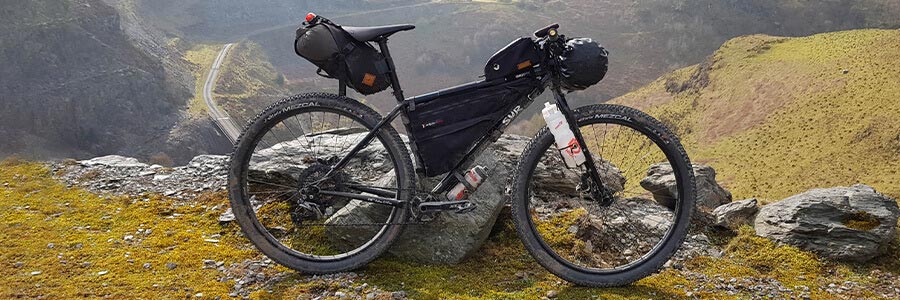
[453,171,477,191]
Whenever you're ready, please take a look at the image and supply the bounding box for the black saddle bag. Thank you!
[295,21,392,95]
[408,77,539,176]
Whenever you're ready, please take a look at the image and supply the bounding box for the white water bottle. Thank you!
[446,166,488,201]
[542,102,586,168]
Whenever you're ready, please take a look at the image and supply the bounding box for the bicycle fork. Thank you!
[551,88,614,205]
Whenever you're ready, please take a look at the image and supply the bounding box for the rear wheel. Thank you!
[511,104,695,286]
[228,93,415,274]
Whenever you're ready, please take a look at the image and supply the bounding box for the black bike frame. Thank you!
[321,36,606,206]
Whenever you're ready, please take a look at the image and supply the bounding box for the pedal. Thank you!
[418,200,474,214]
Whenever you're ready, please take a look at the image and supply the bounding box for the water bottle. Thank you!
[446,166,488,201]
[542,102,586,168]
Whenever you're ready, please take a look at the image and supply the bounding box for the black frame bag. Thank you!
[295,21,392,95]
[408,77,539,176]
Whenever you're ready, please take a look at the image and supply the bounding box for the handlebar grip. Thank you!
[534,23,560,38]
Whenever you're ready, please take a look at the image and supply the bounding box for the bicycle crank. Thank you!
[418,200,477,214]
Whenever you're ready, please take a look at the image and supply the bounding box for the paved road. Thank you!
[204,43,241,144]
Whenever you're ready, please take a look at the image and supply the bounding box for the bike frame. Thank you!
[320,36,608,207]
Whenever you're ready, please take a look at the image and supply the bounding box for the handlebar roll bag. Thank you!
[558,38,609,91]
[408,77,539,176]
[295,22,392,95]
[484,38,543,80]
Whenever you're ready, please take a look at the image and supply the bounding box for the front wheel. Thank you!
[511,104,696,286]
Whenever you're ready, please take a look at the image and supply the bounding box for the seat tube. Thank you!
[376,37,425,174]
[376,38,405,104]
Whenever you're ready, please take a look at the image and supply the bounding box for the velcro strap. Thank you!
[453,172,476,190]
[341,42,357,55]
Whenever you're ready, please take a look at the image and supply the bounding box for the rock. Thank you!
[166,262,177,270]
[713,198,759,230]
[754,184,899,262]
[97,270,109,276]
[326,136,528,264]
[79,155,149,168]
[143,263,151,269]
[30,271,42,276]
[547,290,558,298]
[391,291,407,299]
[218,209,236,223]
[641,163,732,220]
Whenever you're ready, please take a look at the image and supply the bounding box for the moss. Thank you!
[0,159,257,298]
[844,211,881,231]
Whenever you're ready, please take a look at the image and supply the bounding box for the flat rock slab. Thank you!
[755,184,899,262]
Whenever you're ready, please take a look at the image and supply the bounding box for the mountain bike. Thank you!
[228,16,695,286]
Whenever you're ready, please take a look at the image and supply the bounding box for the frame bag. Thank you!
[408,77,539,176]
[295,22,392,95]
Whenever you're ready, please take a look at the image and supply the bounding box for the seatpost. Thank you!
[376,38,407,107]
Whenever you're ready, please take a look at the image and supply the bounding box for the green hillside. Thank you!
[612,29,900,201]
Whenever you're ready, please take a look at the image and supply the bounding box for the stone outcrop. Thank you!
[754,184,899,262]
[713,198,759,230]
[641,163,733,222]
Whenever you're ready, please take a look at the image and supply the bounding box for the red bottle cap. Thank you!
[305,13,317,22]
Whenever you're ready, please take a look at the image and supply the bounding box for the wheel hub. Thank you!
[577,173,616,206]
[291,160,349,224]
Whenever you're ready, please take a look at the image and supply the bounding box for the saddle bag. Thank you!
[408,77,539,176]
[484,37,543,80]
[295,21,392,95]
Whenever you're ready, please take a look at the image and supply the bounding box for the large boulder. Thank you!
[640,163,732,221]
[326,135,529,264]
[754,184,899,262]
[713,198,759,230]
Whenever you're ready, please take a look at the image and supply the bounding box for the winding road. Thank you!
[204,43,242,144]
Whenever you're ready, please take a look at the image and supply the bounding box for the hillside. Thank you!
[0,0,186,159]
[211,42,306,125]
[611,29,900,201]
